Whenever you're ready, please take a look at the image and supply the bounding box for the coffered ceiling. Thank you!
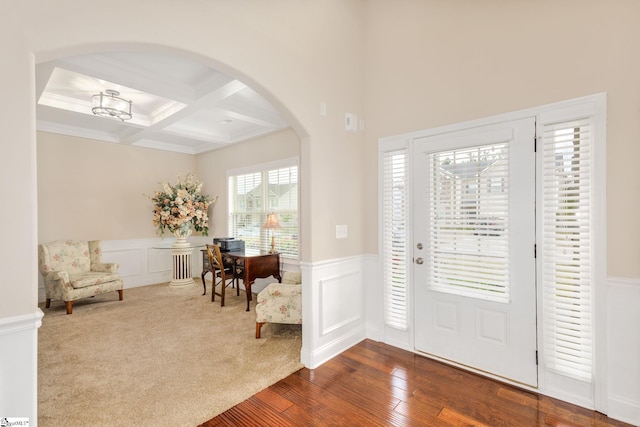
[36,52,289,154]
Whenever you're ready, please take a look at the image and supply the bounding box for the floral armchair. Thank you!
[255,271,302,338]
[38,240,124,314]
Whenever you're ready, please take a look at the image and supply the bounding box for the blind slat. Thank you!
[228,164,299,258]
[428,143,510,303]
[542,119,593,382]
[382,149,409,330]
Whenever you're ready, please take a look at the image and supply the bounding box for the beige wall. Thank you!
[37,132,197,242]
[1,0,366,318]
[37,128,300,243]
[196,129,300,239]
[362,0,640,278]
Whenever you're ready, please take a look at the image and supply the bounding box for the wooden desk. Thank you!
[201,250,281,311]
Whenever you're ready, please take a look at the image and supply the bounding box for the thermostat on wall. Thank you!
[345,113,358,132]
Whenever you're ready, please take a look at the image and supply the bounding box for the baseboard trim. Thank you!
[303,327,366,369]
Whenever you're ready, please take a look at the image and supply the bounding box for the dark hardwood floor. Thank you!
[200,339,633,426]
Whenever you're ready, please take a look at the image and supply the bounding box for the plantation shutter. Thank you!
[427,144,510,302]
[266,166,299,258]
[229,172,263,252]
[382,149,409,330]
[228,161,299,258]
[541,118,593,381]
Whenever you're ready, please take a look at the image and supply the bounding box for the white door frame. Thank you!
[378,93,607,412]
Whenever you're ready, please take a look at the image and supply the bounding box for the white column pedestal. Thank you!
[170,245,195,287]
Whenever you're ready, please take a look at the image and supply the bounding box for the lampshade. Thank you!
[92,89,132,121]
[262,212,282,229]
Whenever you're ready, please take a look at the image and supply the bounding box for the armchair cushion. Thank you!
[70,271,122,289]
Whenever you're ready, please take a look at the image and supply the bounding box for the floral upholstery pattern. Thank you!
[255,271,302,338]
[38,240,124,314]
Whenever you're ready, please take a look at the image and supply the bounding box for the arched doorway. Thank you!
[37,43,310,424]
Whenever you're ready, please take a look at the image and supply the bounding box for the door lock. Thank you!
[415,257,424,265]
[416,243,423,250]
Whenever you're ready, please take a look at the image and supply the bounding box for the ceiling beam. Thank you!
[119,80,246,145]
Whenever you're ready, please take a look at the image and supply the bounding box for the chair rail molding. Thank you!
[0,308,43,336]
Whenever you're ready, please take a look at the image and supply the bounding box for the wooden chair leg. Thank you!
[118,289,124,301]
[256,322,265,338]
[221,279,225,307]
[45,298,51,308]
[65,301,73,315]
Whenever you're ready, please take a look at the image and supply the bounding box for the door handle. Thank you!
[415,257,424,265]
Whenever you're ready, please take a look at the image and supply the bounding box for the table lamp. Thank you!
[262,212,282,253]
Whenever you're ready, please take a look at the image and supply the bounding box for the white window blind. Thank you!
[428,143,510,302]
[541,118,593,381]
[382,149,409,330]
[228,163,299,258]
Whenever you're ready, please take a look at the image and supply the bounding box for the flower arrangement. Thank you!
[149,173,217,236]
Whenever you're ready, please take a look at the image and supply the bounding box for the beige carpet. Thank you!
[38,280,303,426]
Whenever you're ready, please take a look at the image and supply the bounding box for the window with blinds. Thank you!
[228,163,299,258]
[382,149,409,330]
[541,119,593,381]
[428,143,510,302]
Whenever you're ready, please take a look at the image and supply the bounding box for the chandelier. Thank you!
[92,89,132,121]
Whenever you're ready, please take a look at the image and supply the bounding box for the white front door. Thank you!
[413,118,538,387]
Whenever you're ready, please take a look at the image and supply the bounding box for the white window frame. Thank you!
[227,157,300,259]
[378,137,414,350]
[536,96,607,411]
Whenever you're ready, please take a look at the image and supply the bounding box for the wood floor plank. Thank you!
[341,343,397,374]
[393,397,448,426]
[438,407,492,427]
[254,387,294,413]
[279,371,391,426]
[331,353,414,400]
[201,340,634,427]
[200,395,296,427]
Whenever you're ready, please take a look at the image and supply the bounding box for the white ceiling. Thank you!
[36,52,289,154]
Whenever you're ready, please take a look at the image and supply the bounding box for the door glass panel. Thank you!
[428,143,510,302]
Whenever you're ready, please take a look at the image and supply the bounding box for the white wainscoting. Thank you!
[37,237,209,303]
[0,309,43,422]
[300,254,371,368]
[606,277,640,426]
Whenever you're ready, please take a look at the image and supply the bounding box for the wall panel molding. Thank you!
[319,270,362,336]
[300,255,367,369]
[0,309,42,420]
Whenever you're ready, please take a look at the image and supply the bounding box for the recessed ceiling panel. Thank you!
[38,68,187,127]
[35,52,290,153]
